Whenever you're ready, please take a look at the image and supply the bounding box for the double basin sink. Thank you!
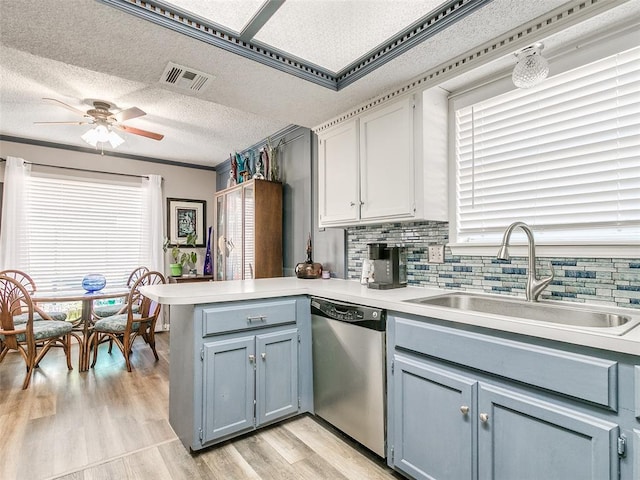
[405,292,640,335]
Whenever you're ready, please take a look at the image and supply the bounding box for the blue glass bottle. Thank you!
[203,226,213,276]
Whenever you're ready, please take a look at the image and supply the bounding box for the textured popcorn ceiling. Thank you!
[0,0,637,167]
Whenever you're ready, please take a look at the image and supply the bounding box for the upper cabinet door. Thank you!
[359,96,415,220]
[317,119,359,226]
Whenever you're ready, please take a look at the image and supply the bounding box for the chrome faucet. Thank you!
[497,222,554,302]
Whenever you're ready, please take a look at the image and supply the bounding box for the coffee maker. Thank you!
[367,243,407,290]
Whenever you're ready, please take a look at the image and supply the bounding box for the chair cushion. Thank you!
[93,314,141,334]
[12,311,68,325]
[1,320,73,342]
[47,311,68,322]
[94,303,138,318]
[93,304,123,318]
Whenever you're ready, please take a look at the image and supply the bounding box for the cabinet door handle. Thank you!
[460,406,469,415]
[261,352,266,360]
[350,201,356,207]
[247,315,266,322]
[479,413,489,423]
[249,354,255,363]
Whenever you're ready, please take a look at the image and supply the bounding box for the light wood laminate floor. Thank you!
[0,332,402,480]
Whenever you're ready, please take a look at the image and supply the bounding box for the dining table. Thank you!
[32,287,130,371]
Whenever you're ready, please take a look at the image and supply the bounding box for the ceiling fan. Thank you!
[35,98,164,148]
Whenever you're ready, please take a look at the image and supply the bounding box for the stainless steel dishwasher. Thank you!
[311,297,386,458]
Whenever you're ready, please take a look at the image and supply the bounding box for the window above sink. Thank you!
[448,30,639,259]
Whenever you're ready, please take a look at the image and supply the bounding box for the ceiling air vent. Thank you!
[160,62,213,92]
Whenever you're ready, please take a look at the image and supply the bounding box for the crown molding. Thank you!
[313,0,628,133]
[0,135,216,171]
[96,0,492,91]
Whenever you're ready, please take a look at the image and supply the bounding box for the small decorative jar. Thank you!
[82,274,106,292]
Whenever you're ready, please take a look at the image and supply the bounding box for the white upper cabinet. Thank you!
[317,88,448,228]
[359,97,414,221]
[317,119,359,225]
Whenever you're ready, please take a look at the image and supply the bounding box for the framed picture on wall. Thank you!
[167,198,206,247]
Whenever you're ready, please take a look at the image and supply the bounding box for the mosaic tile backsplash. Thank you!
[347,221,640,309]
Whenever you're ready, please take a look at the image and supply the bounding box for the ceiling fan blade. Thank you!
[115,124,164,141]
[112,106,146,122]
[34,121,90,125]
[42,97,88,117]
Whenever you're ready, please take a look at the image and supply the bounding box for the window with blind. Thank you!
[452,45,639,255]
[22,174,146,292]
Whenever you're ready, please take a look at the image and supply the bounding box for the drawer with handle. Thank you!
[201,298,297,336]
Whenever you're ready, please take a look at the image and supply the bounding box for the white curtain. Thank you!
[142,174,164,273]
[0,157,30,271]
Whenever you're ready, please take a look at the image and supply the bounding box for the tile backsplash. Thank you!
[347,221,640,309]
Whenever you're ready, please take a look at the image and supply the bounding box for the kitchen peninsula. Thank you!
[142,277,640,355]
[141,277,640,480]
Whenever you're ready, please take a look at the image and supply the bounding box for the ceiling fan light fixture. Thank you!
[81,124,124,149]
[512,42,549,89]
[107,130,125,148]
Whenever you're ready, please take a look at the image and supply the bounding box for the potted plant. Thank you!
[164,232,198,277]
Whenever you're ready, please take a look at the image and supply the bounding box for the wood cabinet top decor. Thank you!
[214,179,282,281]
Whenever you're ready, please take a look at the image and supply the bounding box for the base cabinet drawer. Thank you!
[391,353,621,480]
[201,298,297,336]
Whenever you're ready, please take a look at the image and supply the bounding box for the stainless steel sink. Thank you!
[405,292,638,333]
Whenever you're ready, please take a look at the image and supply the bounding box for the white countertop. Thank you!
[141,277,640,356]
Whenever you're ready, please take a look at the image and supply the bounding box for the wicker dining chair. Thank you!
[0,270,71,364]
[93,266,149,319]
[0,270,68,322]
[88,271,165,372]
[0,275,74,389]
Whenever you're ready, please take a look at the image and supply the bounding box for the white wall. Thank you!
[0,139,217,274]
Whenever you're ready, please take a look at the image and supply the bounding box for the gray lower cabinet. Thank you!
[389,314,628,480]
[392,355,475,479]
[168,296,312,451]
[477,383,618,480]
[201,329,298,444]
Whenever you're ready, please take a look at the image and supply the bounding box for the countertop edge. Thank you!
[140,278,640,356]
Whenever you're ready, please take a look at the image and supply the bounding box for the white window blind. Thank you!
[454,46,640,247]
[22,174,145,292]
